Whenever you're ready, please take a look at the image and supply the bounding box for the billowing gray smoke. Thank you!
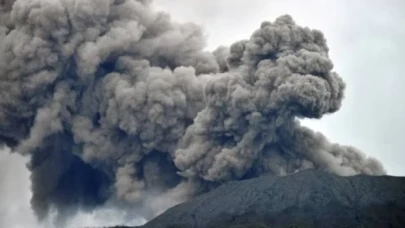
[0,0,385,224]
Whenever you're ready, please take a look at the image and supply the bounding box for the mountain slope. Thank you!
[141,170,405,228]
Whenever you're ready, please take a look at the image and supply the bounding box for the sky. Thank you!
[1,0,405,227]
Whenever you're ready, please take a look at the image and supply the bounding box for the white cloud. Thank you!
[0,149,36,228]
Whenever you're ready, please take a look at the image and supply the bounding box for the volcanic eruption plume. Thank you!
[0,0,385,224]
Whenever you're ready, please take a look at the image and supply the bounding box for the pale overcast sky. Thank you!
[1,0,404,227]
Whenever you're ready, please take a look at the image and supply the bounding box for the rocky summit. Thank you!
[139,170,405,228]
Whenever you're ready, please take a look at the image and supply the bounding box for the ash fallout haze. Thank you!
[0,0,403,227]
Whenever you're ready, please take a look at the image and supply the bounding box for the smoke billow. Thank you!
[0,0,385,224]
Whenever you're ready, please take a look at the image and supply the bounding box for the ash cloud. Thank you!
[0,0,385,224]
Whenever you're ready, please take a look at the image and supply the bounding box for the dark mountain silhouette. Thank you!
[135,170,405,228]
